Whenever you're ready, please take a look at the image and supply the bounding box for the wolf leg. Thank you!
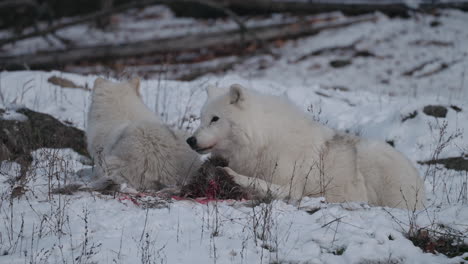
[222,167,291,199]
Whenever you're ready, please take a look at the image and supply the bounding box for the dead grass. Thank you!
[408,225,468,258]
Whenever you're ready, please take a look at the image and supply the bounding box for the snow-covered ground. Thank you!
[1,7,468,264]
[0,5,298,56]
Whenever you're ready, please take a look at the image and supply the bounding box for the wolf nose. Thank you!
[186,137,197,148]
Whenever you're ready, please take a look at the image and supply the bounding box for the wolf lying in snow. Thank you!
[187,84,426,209]
[85,78,200,191]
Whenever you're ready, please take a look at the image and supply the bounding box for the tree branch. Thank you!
[0,0,161,47]
[0,0,253,48]
[0,15,377,70]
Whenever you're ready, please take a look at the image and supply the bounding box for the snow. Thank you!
[0,109,28,121]
[1,8,468,264]
[0,5,299,57]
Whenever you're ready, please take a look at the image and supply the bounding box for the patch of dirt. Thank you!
[0,107,89,176]
[47,76,89,90]
[423,105,447,118]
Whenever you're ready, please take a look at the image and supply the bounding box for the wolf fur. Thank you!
[187,84,426,209]
[86,78,200,191]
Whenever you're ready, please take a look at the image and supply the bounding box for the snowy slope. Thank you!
[1,9,468,264]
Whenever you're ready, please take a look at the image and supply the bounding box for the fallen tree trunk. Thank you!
[219,0,411,17]
[170,0,468,18]
[0,0,163,47]
[419,156,468,172]
[0,0,251,47]
[65,56,241,81]
[0,14,377,70]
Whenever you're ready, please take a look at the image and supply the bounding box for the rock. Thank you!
[0,108,89,176]
[386,140,395,147]
[430,20,441,27]
[402,110,418,122]
[354,50,376,57]
[423,105,447,118]
[330,59,352,68]
[419,156,468,172]
[450,105,462,112]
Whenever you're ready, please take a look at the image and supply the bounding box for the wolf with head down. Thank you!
[86,78,200,191]
[187,84,426,209]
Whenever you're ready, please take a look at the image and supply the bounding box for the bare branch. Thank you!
[0,14,377,70]
[0,0,162,47]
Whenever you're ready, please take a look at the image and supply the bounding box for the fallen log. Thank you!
[171,0,468,18]
[47,75,90,90]
[419,156,468,172]
[0,14,377,70]
[0,0,251,48]
[65,56,241,81]
[0,0,162,47]
[224,0,412,17]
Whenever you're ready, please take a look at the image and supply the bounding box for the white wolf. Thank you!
[187,84,426,209]
[86,78,199,191]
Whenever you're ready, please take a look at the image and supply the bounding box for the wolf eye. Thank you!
[210,116,219,123]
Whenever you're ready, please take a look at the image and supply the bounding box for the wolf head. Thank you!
[87,76,159,130]
[187,84,252,155]
[92,77,141,100]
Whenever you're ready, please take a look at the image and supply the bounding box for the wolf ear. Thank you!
[206,84,223,99]
[129,77,141,96]
[229,84,245,104]
[93,77,107,88]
